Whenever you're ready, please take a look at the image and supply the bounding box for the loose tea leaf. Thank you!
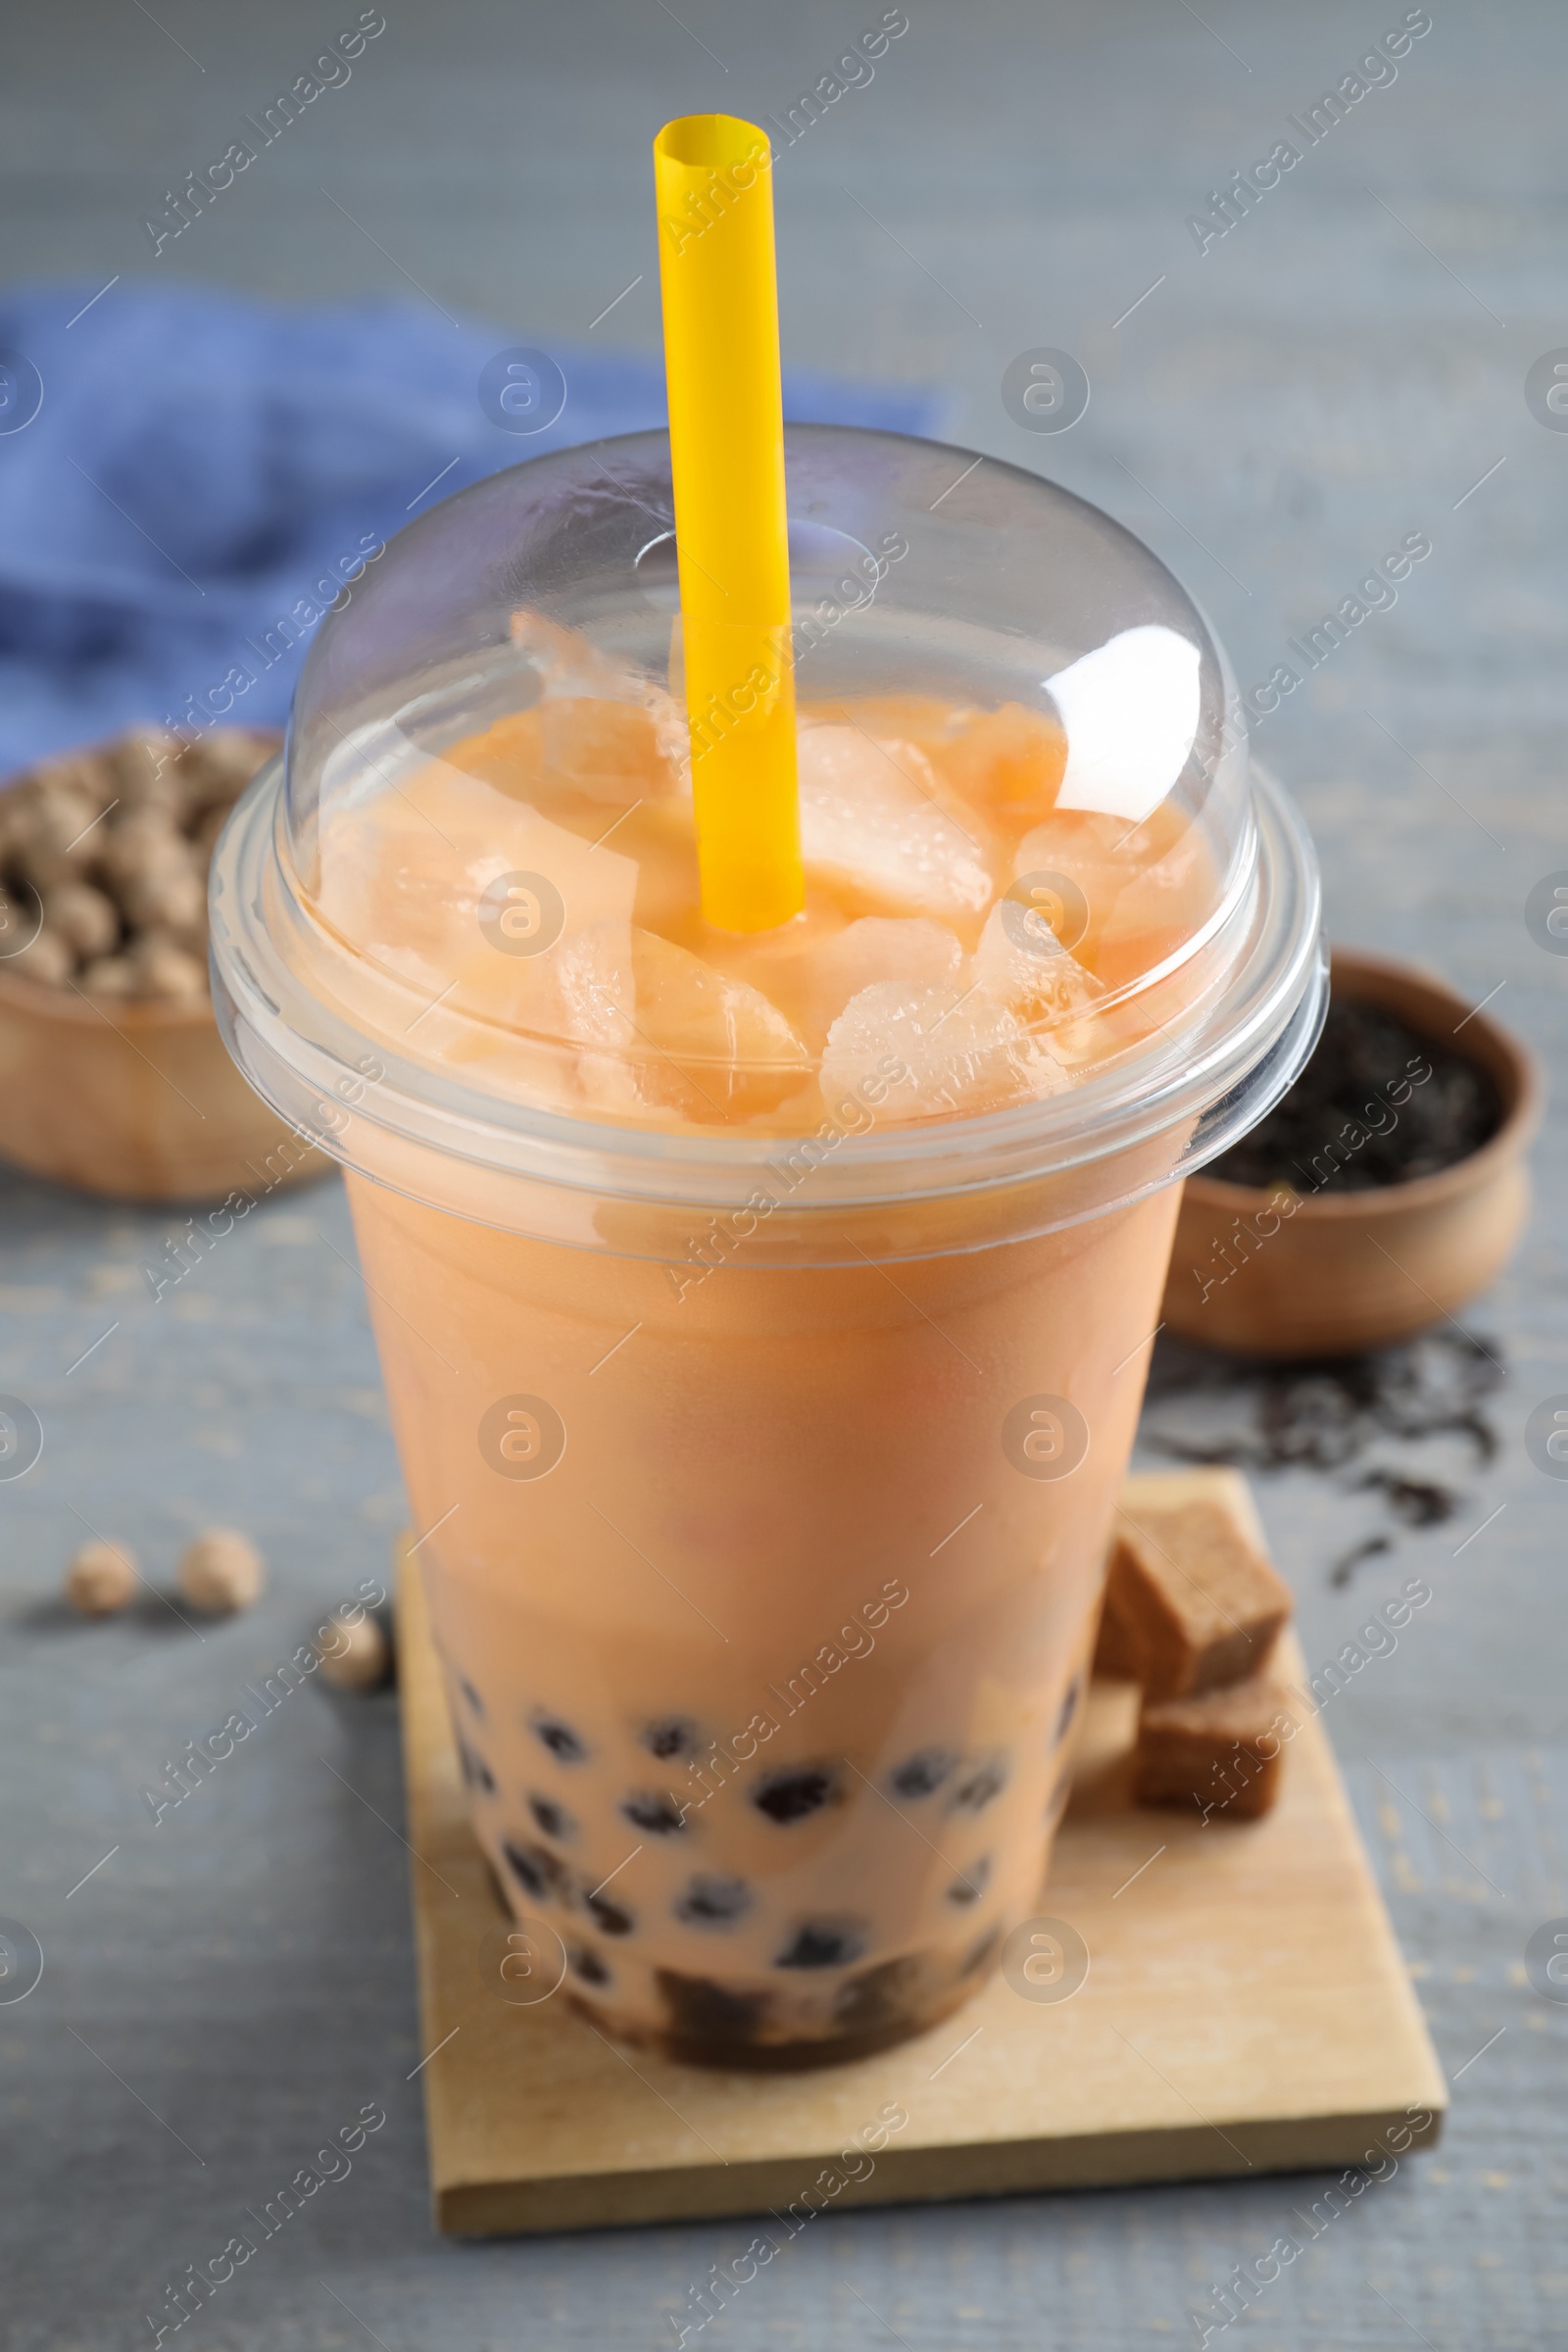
[1210,997,1500,1193]
[1144,1328,1502,1474]
[1329,1534,1394,1590]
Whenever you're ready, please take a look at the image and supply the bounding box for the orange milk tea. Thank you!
[315,620,1211,2065]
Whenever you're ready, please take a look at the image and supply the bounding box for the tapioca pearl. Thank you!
[773,1920,868,1971]
[889,1747,956,1801]
[461,1676,484,1718]
[674,1873,753,1928]
[657,1968,770,2046]
[527,1792,576,1843]
[834,1953,935,2034]
[502,1838,570,1904]
[959,1924,1002,1978]
[949,1754,1009,1814]
[458,1739,496,1794]
[567,1943,612,1987]
[643,1716,701,1761]
[528,1710,590,1764]
[585,1888,635,1936]
[621,1791,688,1836]
[1054,1676,1082,1746]
[751,1764,841,1825]
[946,1854,993,1906]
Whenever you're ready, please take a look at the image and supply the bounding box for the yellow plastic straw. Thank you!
[654,115,803,933]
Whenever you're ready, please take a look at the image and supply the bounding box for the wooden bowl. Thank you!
[0,957,326,1203]
[1161,947,1540,1359]
[0,727,322,1204]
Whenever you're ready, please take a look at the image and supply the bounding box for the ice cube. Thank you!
[797,725,993,921]
[510,610,689,783]
[631,929,810,1118]
[315,752,639,1058]
[443,699,679,810]
[821,982,1067,1120]
[934,702,1068,826]
[969,899,1104,1027]
[1013,808,1208,995]
[810,915,963,1033]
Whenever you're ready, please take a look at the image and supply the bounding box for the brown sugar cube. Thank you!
[1100,1497,1291,1698]
[1091,1582,1145,1679]
[1135,1676,1295,1820]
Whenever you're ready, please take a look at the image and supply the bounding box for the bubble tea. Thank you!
[211,425,1323,2066]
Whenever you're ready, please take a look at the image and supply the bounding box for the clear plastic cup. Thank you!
[211,425,1323,2067]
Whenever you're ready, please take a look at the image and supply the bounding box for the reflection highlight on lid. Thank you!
[1048,625,1201,829]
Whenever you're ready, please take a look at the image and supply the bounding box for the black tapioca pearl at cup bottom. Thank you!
[528,1710,589,1765]
[834,1953,936,2035]
[774,1919,869,1971]
[502,1839,571,1905]
[946,1854,993,1906]
[567,1943,612,1988]
[1054,1676,1083,1746]
[460,1676,484,1718]
[458,1739,496,1795]
[527,1792,576,1843]
[585,1887,635,1936]
[889,1747,956,1801]
[960,1924,1002,1979]
[657,1968,771,2048]
[643,1716,701,1761]
[949,1754,1009,1814]
[675,1873,753,1928]
[751,1764,842,1825]
[621,1790,688,1837]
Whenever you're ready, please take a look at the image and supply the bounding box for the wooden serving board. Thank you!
[396,1473,1446,2237]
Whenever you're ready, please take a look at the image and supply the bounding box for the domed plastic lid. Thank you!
[212,424,1322,1248]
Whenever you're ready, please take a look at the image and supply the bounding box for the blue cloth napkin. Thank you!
[0,281,941,772]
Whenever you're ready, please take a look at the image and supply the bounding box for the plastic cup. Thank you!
[211,426,1323,2068]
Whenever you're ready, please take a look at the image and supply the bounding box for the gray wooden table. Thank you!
[3,3,1565,2345]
